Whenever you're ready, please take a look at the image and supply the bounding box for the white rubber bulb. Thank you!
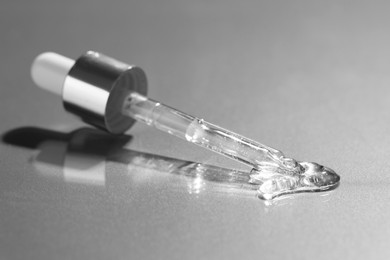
[31,52,75,96]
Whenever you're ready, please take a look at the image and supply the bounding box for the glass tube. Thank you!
[122,92,301,175]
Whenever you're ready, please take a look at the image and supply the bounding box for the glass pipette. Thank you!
[122,92,301,175]
[31,51,339,199]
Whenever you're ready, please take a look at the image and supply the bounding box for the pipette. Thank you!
[31,51,340,199]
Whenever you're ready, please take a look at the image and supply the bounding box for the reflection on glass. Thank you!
[3,127,256,197]
[33,139,106,186]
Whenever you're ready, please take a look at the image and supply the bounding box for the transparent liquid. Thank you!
[251,161,340,200]
[122,93,340,200]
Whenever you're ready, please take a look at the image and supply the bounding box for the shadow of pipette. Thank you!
[2,127,257,196]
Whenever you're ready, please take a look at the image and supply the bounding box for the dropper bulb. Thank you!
[31,52,75,96]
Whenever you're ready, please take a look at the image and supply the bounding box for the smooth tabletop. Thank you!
[1,1,390,259]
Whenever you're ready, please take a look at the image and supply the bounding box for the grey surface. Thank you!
[1,1,390,259]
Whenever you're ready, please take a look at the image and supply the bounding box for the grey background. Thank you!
[1,0,390,259]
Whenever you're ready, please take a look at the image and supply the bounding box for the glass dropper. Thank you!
[31,51,340,200]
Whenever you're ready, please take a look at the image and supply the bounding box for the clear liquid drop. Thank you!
[250,161,340,200]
